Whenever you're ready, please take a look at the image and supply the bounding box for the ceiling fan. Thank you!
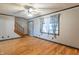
[13,3,55,17]
[14,4,42,16]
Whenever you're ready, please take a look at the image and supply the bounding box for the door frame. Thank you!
[28,21,34,36]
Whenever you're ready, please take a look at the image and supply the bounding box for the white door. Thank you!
[28,21,34,36]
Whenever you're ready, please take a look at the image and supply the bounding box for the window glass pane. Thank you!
[55,30,58,34]
[56,25,58,30]
[42,24,48,33]
[41,14,60,35]
[42,17,49,33]
[49,24,53,33]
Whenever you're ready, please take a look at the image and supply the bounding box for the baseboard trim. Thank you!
[1,35,79,50]
[0,37,22,42]
[0,34,29,42]
[34,36,79,50]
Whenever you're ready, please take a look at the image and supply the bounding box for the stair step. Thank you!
[14,29,26,37]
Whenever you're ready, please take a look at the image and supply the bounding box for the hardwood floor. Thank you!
[0,36,79,55]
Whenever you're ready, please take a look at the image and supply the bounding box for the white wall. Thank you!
[29,7,79,48]
[0,15,20,40]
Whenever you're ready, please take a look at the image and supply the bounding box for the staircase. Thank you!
[14,21,26,37]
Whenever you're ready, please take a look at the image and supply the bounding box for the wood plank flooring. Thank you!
[0,36,79,55]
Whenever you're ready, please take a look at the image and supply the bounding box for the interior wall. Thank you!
[29,6,79,48]
[0,15,20,40]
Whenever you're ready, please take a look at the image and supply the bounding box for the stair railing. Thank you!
[15,21,24,34]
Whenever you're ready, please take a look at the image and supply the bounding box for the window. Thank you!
[41,14,60,35]
[42,17,49,33]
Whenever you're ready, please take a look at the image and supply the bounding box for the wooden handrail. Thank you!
[15,21,24,33]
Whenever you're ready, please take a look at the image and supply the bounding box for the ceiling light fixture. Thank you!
[27,8,40,17]
[29,8,33,13]
[27,8,33,17]
[28,13,33,17]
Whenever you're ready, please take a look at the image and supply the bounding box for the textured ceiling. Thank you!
[0,3,79,19]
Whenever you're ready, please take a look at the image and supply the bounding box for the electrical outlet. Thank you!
[52,37,54,39]
[7,36,10,38]
[2,36,4,38]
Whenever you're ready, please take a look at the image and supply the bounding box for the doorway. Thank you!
[28,21,34,36]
